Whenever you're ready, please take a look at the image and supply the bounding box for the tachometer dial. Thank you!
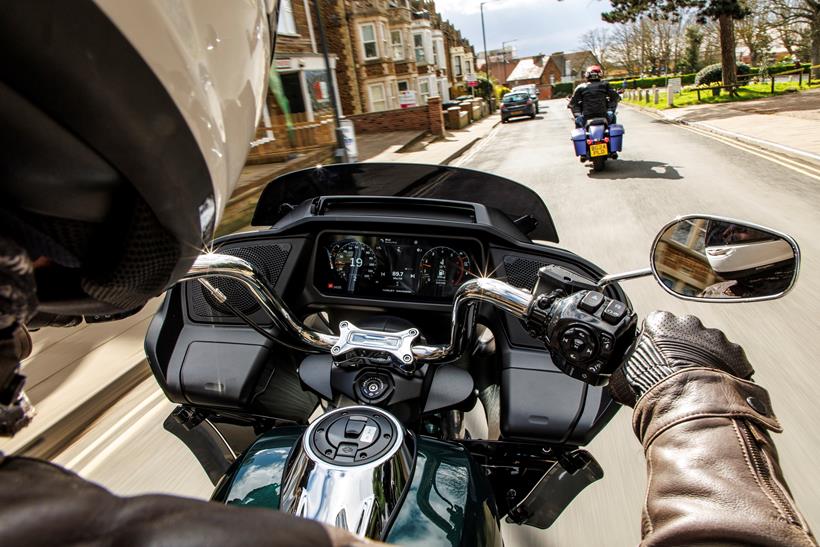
[330,240,378,291]
[418,247,472,297]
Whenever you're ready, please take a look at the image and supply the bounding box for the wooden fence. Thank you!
[247,111,336,163]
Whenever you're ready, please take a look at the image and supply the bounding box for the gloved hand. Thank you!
[609,311,754,407]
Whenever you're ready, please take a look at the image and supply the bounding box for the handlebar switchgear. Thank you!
[525,266,637,385]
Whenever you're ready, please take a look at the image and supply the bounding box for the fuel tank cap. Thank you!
[305,406,402,467]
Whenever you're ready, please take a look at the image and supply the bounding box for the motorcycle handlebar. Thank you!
[179,253,534,363]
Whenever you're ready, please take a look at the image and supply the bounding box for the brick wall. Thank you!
[348,97,445,136]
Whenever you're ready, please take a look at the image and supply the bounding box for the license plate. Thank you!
[589,143,608,157]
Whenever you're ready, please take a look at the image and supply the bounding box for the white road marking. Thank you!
[451,123,502,167]
[64,388,165,470]
[675,123,820,182]
[71,390,168,476]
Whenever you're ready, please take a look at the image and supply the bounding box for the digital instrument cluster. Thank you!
[314,233,482,300]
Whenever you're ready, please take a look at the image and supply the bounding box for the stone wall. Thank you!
[348,96,445,135]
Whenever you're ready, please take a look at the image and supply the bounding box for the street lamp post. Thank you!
[480,2,489,81]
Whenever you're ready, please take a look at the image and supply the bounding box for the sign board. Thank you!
[339,119,358,163]
[465,72,478,84]
[399,91,417,109]
[468,81,478,87]
[667,77,682,93]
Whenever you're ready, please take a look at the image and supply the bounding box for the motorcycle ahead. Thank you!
[144,163,799,545]
[571,117,625,172]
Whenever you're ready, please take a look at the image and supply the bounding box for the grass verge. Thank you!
[624,81,820,110]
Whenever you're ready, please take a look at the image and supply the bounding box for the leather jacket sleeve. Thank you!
[633,368,816,546]
[569,84,584,114]
[0,455,368,546]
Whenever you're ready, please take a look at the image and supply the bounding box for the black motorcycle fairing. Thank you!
[250,163,559,243]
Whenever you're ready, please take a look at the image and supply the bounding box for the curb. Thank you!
[395,130,430,153]
[678,120,820,167]
[441,119,501,166]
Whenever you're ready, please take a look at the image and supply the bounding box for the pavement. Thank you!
[628,88,820,166]
[361,113,501,164]
[17,97,820,545]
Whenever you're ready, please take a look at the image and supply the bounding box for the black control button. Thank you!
[602,300,628,324]
[345,416,367,438]
[600,335,614,354]
[560,326,598,363]
[578,291,605,314]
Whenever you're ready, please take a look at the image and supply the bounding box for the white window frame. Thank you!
[391,29,405,61]
[418,78,430,104]
[368,82,388,112]
[413,32,425,64]
[277,0,298,35]
[454,55,463,76]
[360,23,378,60]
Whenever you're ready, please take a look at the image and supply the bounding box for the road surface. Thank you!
[54,99,820,545]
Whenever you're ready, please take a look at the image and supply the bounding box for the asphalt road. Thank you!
[54,99,820,546]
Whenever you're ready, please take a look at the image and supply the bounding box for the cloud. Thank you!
[436,0,614,57]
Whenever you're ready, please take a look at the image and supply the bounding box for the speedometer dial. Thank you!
[418,247,472,298]
[330,241,378,291]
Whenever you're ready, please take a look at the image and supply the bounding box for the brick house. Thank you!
[249,0,341,162]
[504,50,600,100]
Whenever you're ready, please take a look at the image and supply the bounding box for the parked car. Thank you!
[500,92,536,123]
[511,84,540,113]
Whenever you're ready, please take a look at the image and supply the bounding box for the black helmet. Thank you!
[0,3,276,320]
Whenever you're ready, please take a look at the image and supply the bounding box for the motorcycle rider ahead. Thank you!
[569,65,620,128]
[0,3,815,546]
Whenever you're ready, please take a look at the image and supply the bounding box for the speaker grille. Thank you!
[189,242,291,320]
[503,256,551,290]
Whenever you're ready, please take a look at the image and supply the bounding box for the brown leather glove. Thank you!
[609,310,754,406]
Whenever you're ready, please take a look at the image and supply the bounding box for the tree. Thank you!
[680,24,704,71]
[603,0,749,88]
[580,28,612,70]
[770,0,820,77]
[735,0,773,65]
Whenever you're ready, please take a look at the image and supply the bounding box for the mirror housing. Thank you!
[651,215,800,302]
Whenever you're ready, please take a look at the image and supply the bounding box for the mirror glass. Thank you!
[652,217,798,301]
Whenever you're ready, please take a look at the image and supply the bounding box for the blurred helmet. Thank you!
[0,1,276,319]
[585,65,603,81]
[704,221,794,280]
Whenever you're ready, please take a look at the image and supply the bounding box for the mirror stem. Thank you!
[596,268,653,288]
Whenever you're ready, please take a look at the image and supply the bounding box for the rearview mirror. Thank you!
[651,215,799,302]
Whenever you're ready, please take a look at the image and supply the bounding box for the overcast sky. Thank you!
[435,0,614,58]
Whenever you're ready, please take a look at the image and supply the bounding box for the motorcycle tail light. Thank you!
[586,139,592,145]
[604,137,610,143]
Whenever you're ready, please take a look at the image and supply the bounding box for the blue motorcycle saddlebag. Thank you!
[609,124,625,152]
[571,128,586,156]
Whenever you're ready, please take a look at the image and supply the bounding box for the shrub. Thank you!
[694,63,751,85]
[609,73,697,89]
[494,85,511,100]
[552,82,574,98]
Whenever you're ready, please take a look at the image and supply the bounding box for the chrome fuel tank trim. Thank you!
[279,406,414,539]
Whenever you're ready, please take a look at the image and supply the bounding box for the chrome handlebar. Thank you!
[179,253,534,364]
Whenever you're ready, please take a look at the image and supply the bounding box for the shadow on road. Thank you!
[589,160,682,180]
